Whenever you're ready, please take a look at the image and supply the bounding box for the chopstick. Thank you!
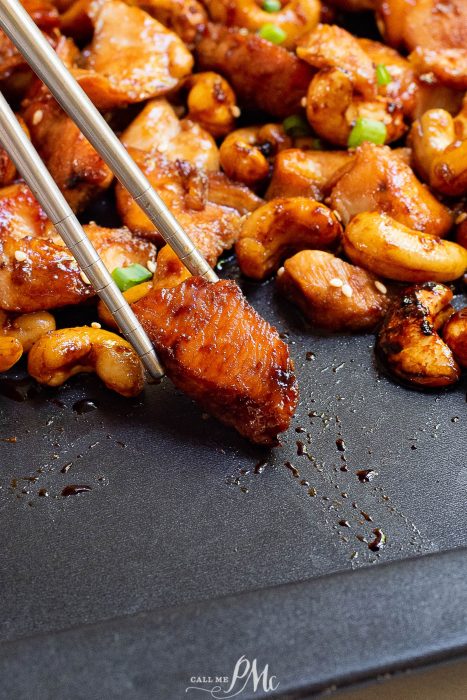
[0,89,165,380]
[0,0,218,285]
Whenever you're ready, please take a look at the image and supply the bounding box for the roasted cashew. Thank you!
[343,212,467,283]
[28,327,145,397]
[0,310,55,352]
[152,245,191,290]
[97,281,153,330]
[376,282,460,388]
[443,308,467,368]
[0,337,23,372]
[186,72,238,138]
[277,250,389,332]
[219,125,292,188]
[203,0,320,49]
[236,198,342,280]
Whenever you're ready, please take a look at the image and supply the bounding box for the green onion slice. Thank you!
[258,23,287,44]
[376,64,392,87]
[347,118,387,148]
[262,0,281,12]
[282,114,311,138]
[111,263,152,292]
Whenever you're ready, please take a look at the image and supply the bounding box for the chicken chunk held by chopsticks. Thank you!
[133,276,298,445]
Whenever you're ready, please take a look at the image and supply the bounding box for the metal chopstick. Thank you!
[0,89,165,380]
[0,0,219,285]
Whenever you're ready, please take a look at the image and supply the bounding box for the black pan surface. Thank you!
[0,253,465,697]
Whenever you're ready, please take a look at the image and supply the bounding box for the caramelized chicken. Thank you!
[329,143,452,236]
[443,308,467,368]
[120,98,219,171]
[115,149,260,263]
[0,183,53,239]
[266,149,353,201]
[409,48,467,91]
[83,223,157,273]
[133,276,298,445]
[277,250,389,332]
[125,0,208,47]
[376,282,460,387]
[196,24,313,118]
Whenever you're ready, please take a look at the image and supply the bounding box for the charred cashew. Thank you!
[28,327,145,397]
[343,212,467,283]
[443,308,467,368]
[0,337,23,372]
[236,198,342,280]
[219,125,291,188]
[98,282,153,330]
[376,283,460,388]
[203,0,320,49]
[0,311,55,352]
[186,72,238,138]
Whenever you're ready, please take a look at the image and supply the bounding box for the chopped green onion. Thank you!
[111,263,152,292]
[258,23,287,44]
[376,64,392,86]
[283,114,311,137]
[347,117,387,148]
[262,0,281,11]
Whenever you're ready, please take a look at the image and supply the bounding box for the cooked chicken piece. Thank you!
[22,51,114,212]
[83,223,157,273]
[0,183,54,239]
[115,149,258,263]
[409,48,467,91]
[152,244,191,289]
[266,149,353,201]
[376,0,467,53]
[219,124,292,188]
[343,212,467,283]
[277,250,389,332]
[0,337,23,372]
[71,0,193,110]
[329,143,452,236]
[206,172,262,214]
[118,0,208,47]
[443,308,467,368]
[196,24,313,118]
[376,282,460,387]
[0,117,29,187]
[120,98,219,172]
[202,0,320,49]
[185,72,238,138]
[58,0,93,40]
[133,276,298,445]
[236,198,342,279]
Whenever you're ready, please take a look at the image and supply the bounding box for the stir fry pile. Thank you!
[0,0,465,443]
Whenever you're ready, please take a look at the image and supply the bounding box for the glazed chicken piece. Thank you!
[443,309,467,368]
[277,250,389,332]
[266,149,353,201]
[133,276,298,445]
[376,0,467,53]
[120,98,219,172]
[329,142,452,237]
[376,282,460,388]
[115,149,261,264]
[409,48,467,91]
[196,24,313,118]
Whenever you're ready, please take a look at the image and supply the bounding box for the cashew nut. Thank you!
[0,337,23,372]
[219,125,292,188]
[152,245,191,290]
[236,198,342,280]
[376,282,460,388]
[277,250,390,332]
[186,72,238,138]
[28,327,145,397]
[443,308,467,368]
[343,212,467,283]
[98,281,154,330]
[0,310,55,351]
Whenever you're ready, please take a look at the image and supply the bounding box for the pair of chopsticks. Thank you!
[0,0,219,380]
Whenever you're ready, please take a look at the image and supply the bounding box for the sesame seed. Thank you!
[277,266,285,278]
[374,280,387,294]
[332,209,342,223]
[300,97,307,108]
[341,283,353,298]
[231,105,241,118]
[329,277,343,288]
[147,260,156,274]
[80,270,91,285]
[157,143,168,153]
[14,250,28,262]
[455,212,467,225]
[32,109,43,125]
[91,321,101,329]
